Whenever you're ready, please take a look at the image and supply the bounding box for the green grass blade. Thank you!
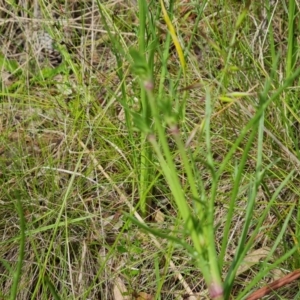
[10,191,26,300]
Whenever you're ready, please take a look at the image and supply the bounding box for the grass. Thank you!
[1,0,300,299]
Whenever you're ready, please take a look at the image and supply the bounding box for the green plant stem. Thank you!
[138,0,153,215]
[146,83,224,298]
[266,1,276,68]
[284,0,296,137]
[10,192,26,300]
[286,0,296,78]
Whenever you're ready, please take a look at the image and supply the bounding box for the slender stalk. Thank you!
[138,0,153,215]
[266,1,276,68]
[286,0,296,78]
[10,191,26,300]
[145,81,224,298]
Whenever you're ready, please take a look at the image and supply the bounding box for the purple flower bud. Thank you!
[209,282,223,299]
[144,79,154,91]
